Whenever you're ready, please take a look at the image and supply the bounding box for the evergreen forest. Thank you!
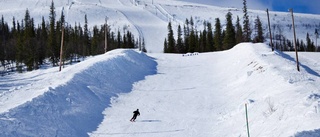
[0,1,139,74]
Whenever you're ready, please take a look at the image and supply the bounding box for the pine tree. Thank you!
[0,16,5,67]
[91,26,99,55]
[16,20,24,72]
[163,38,168,53]
[223,12,236,50]
[306,33,315,51]
[176,24,183,53]
[253,16,264,43]
[206,22,214,51]
[84,14,90,55]
[38,17,47,65]
[201,22,207,52]
[8,17,17,62]
[48,0,57,66]
[141,38,147,52]
[117,30,121,49]
[214,18,222,51]
[235,16,243,44]
[242,0,251,42]
[188,28,196,52]
[183,23,189,52]
[167,22,175,53]
[23,9,36,71]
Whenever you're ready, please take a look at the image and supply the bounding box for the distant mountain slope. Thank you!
[0,0,319,52]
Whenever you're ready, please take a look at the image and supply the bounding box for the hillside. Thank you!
[0,0,320,52]
[0,0,320,136]
[0,43,320,136]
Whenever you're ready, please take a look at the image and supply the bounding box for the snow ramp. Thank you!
[0,49,157,137]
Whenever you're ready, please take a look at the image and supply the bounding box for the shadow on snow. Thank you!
[294,128,320,137]
[276,51,320,77]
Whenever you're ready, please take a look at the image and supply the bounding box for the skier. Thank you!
[130,109,140,122]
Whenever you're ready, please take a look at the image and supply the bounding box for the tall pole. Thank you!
[59,23,65,72]
[104,17,108,53]
[289,8,300,72]
[245,104,250,137]
[266,9,274,51]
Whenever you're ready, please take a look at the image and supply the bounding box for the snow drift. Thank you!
[0,50,157,137]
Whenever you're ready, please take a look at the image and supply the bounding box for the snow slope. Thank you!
[0,50,157,136]
[1,43,320,136]
[0,0,320,52]
[0,0,320,136]
[89,44,320,137]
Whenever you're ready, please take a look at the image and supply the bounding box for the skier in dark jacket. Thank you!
[130,109,140,122]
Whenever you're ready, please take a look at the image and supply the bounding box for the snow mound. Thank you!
[91,43,320,137]
[0,49,157,137]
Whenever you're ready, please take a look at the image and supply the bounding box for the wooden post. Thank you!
[245,103,250,137]
[59,23,64,72]
[104,17,108,53]
[289,8,300,72]
[266,9,274,51]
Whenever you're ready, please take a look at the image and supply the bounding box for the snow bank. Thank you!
[0,49,157,137]
[90,43,320,137]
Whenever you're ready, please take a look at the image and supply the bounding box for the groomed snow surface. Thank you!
[0,43,320,137]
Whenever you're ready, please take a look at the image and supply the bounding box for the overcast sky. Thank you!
[178,0,320,14]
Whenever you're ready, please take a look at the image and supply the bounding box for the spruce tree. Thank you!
[84,14,90,55]
[23,9,36,71]
[142,38,147,52]
[201,22,207,52]
[91,26,99,55]
[39,17,47,65]
[242,0,251,42]
[253,16,264,43]
[176,24,183,53]
[167,22,175,53]
[223,12,236,50]
[306,33,315,51]
[117,30,121,49]
[188,28,196,52]
[164,38,168,53]
[183,24,189,52]
[48,0,57,66]
[206,22,214,51]
[214,18,222,51]
[0,16,4,66]
[16,21,24,72]
[8,17,17,62]
[235,16,243,44]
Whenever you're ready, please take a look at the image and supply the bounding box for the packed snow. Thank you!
[1,0,320,136]
[1,43,320,136]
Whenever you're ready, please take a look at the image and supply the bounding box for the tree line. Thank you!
[0,1,139,73]
[271,32,318,52]
[164,0,263,53]
[164,0,319,53]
